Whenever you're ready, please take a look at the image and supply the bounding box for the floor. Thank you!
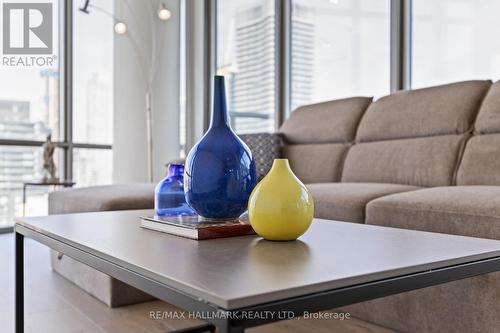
[0,233,395,333]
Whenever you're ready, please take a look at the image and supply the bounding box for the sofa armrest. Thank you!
[239,132,283,180]
[48,183,155,215]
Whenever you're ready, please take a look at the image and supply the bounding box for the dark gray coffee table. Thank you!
[14,209,500,333]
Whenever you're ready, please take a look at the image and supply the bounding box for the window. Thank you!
[0,0,61,228]
[215,0,391,133]
[290,0,390,111]
[217,0,276,134]
[72,0,114,186]
[0,0,113,229]
[73,0,113,145]
[0,0,61,142]
[412,0,500,88]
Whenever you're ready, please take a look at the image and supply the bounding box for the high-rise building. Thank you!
[0,100,36,140]
[40,69,60,140]
[226,1,314,134]
[231,1,276,134]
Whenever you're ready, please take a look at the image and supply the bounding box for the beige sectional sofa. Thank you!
[49,80,500,332]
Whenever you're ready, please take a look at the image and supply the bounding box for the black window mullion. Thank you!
[275,0,291,125]
[62,0,73,181]
[390,0,412,92]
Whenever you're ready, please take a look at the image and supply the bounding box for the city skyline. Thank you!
[0,99,52,225]
[218,0,315,134]
[217,0,391,135]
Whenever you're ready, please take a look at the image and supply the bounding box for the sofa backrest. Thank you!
[279,97,372,183]
[341,80,492,187]
[457,80,500,185]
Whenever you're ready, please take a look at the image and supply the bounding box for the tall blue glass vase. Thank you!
[184,75,257,219]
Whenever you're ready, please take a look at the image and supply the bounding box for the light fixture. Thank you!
[158,3,171,21]
[114,21,127,34]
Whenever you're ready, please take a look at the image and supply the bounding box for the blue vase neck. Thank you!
[210,75,231,129]
[167,164,184,178]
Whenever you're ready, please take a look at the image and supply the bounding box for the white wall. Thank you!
[113,0,180,183]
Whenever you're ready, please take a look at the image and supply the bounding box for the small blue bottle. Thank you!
[155,164,195,216]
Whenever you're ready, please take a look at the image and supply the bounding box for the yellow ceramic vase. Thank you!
[248,159,314,241]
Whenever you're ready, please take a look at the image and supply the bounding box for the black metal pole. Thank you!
[15,232,24,333]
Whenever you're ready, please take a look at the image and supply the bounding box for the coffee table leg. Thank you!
[170,323,216,333]
[212,319,244,333]
[170,320,243,333]
[15,232,24,333]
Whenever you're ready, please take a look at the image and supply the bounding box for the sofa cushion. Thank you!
[342,135,467,187]
[307,183,420,223]
[456,81,500,186]
[355,186,500,332]
[366,186,500,239]
[356,80,491,142]
[457,134,500,186]
[474,80,500,134]
[48,183,155,215]
[280,97,372,144]
[341,81,490,187]
[284,144,349,183]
